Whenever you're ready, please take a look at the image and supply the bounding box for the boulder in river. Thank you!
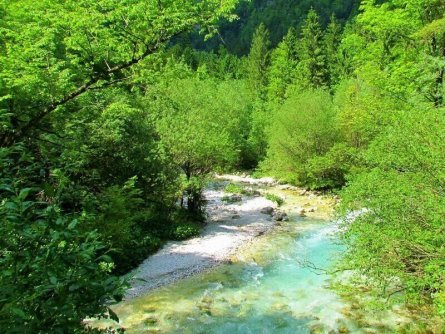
[278,184,298,191]
[338,324,350,333]
[273,211,288,222]
[260,206,274,215]
[230,195,242,202]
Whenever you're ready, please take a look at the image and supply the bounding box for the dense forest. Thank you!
[189,0,360,54]
[1,0,444,332]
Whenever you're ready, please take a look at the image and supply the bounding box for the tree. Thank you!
[147,76,250,213]
[195,0,360,55]
[297,9,329,89]
[339,105,445,315]
[0,146,126,332]
[333,0,445,318]
[0,1,240,331]
[267,27,299,102]
[245,23,271,98]
[261,90,339,186]
[0,0,238,147]
[324,14,343,88]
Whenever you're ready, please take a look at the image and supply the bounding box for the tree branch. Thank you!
[1,32,180,147]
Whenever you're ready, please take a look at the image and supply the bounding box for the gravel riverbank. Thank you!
[125,176,279,299]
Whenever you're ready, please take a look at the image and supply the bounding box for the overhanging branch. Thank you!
[1,32,180,147]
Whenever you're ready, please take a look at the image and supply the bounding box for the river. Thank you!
[96,180,413,333]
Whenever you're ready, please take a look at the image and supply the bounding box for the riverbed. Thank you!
[94,177,415,333]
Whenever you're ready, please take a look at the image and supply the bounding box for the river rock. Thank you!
[337,322,350,333]
[143,315,158,326]
[351,302,360,310]
[232,214,241,219]
[340,306,353,317]
[260,206,274,215]
[296,207,306,216]
[273,211,288,222]
[270,302,289,312]
[308,206,318,213]
[272,291,285,298]
[310,324,327,334]
[230,195,242,202]
[278,184,298,191]
[300,189,308,196]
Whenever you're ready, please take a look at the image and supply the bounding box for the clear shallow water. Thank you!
[106,216,356,333]
[90,184,422,333]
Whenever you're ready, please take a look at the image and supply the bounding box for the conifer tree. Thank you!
[298,9,329,89]
[245,23,271,98]
[267,27,299,102]
[324,14,343,88]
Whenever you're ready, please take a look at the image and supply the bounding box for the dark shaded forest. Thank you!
[188,0,360,54]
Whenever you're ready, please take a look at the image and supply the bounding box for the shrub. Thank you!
[0,146,126,332]
[338,106,445,313]
[224,183,244,194]
[170,223,200,240]
[222,195,243,204]
[304,143,361,190]
[0,189,125,332]
[261,89,340,186]
[265,193,284,206]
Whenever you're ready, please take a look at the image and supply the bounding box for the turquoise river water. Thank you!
[96,186,415,333]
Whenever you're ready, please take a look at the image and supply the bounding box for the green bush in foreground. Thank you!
[261,90,340,188]
[0,191,126,332]
[339,107,445,314]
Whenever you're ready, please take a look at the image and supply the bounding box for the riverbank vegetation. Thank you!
[1,0,444,331]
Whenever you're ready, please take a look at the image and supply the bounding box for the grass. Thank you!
[224,183,244,194]
[265,193,285,206]
[224,182,257,197]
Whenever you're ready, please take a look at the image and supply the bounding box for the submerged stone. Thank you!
[310,324,327,334]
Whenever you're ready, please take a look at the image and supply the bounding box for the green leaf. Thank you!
[18,188,33,200]
[11,308,26,319]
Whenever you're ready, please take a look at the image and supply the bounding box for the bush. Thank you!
[222,194,243,204]
[224,182,257,196]
[170,223,201,240]
[224,183,244,194]
[261,89,340,186]
[0,190,125,332]
[0,146,126,332]
[304,143,361,190]
[338,106,445,313]
[265,193,284,206]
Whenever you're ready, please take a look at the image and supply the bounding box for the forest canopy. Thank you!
[1,0,445,332]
